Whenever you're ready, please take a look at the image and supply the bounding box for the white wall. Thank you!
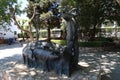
[0,22,21,39]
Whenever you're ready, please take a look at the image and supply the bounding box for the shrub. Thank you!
[51,39,106,47]
[78,41,105,47]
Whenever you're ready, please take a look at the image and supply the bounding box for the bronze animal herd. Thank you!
[22,40,72,76]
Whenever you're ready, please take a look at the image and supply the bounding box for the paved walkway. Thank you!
[0,43,120,80]
[0,43,23,59]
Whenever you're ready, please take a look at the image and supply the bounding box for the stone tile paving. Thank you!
[0,44,119,80]
[79,47,120,80]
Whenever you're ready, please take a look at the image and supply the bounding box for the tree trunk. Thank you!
[29,32,34,41]
[116,0,120,5]
[92,25,96,40]
[47,27,51,41]
[35,14,40,41]
[89,25,96,41]
[36,28,39,41]
[21,31,25,41]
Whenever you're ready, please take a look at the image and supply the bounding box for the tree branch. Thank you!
[12,5,30,33]
[29,6,36,23]
[28,6,36,32]
[116,0,120,5]
[10,5,35,41]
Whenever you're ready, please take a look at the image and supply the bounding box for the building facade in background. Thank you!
[0,22,20,39]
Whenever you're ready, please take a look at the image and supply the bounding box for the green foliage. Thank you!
[18,33,23,38]
[78,41,104,47]
[40,30,48,38]
[61,0,77,10]
[40,11,52,19]
[17,19,30,30]
[0,0,21,25]
[26,0,60,29]
[51,37,116,47]
[60,18,67,32]
[25,0,61,40]
[51,39,67,45]
[60,0,120,40]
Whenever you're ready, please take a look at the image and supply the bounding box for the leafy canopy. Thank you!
[0,0,21,25]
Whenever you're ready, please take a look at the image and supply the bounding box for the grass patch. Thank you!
[51,40,67,45]
[51,39,106,47]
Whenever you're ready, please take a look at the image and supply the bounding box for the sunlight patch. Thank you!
[49,76,58,79]
[15,64,27,70]
[5,61,17,66]
[78,61,90,67]
[29,71,37,76]
[18,71,28,76]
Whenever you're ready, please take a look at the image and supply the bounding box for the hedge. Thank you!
[51,39,107,47]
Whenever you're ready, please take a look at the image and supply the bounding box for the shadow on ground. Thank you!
[0,47,120,80]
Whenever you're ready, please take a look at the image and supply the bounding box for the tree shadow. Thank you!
[0,47,120,80]
[79,48,120,80]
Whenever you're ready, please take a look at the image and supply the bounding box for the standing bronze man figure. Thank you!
[62,13,79,72]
